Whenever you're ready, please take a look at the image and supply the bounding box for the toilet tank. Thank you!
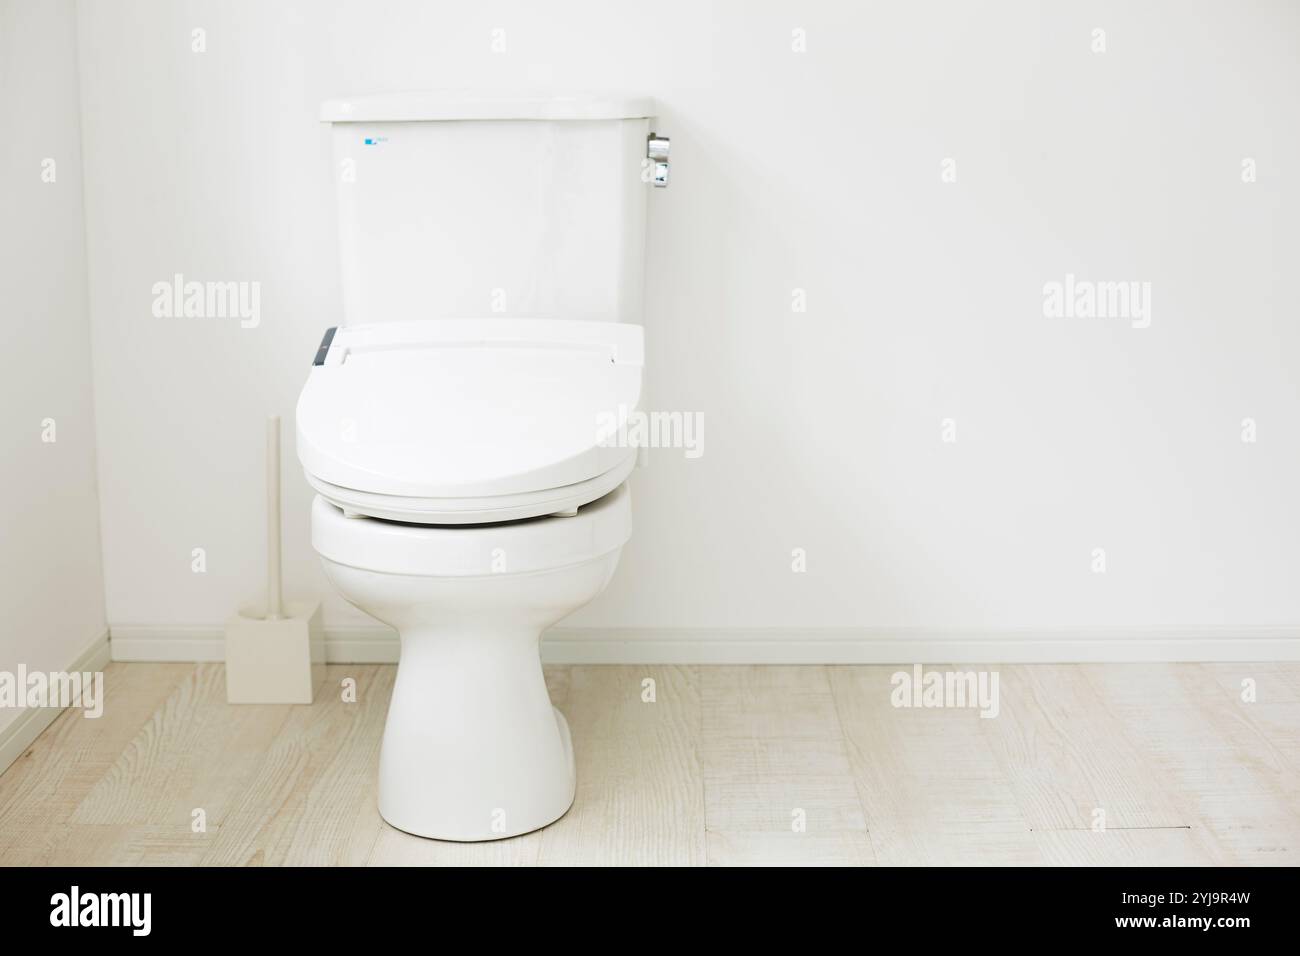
[320,92,653,325]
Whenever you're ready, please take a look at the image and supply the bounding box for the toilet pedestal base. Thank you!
[376,626,576,842]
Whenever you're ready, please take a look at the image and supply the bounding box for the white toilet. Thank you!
[295,93,658,841]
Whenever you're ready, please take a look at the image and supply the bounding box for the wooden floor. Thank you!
[1,662,1297,866]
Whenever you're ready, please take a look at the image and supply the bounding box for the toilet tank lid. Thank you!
[320,91,655,123]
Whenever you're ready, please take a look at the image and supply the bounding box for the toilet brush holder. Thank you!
[225,416,324,704]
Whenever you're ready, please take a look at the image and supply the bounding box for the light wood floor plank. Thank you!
[368,821,545,866]
[1083,664,1300,866]
[706,829,875,866]
[978,664,1191,832]
[702,665,841,739]
[0,662,193,865]
[204,665,391,866]
[1035,828,1215,867]
[70,664,294,829]
[535,665,704,866]
[1200,663,1300,774]
[1202,662,1300,704]
[830,665,1041,865]
[3,661,1299,866]
[43,824,218,867]
[700,667,873,866]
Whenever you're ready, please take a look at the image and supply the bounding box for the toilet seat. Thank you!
[296,318,644,524]
[312,483,632,577]
[305,453,634,525]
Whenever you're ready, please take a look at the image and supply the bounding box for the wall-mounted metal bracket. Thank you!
[647,133,670,187]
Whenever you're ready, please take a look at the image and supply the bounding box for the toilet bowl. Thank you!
[298,318,642,841]
[312,485,631,840]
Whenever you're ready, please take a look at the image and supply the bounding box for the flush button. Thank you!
[313,326,338,366]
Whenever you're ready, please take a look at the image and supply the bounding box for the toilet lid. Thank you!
[296,319,643,500]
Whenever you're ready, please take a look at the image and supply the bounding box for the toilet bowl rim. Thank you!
[317,548,623,582]
[310,482,632,578]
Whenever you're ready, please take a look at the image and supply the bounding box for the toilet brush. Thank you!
[224,416,324,704]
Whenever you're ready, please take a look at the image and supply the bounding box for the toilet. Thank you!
[295,93,658,841]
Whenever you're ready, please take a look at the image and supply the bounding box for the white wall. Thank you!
[75,0,1300,646]
[0,0,107,736]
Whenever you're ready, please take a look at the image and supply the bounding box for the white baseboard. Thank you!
[0,630,112,776]
[107,624,1300,665]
